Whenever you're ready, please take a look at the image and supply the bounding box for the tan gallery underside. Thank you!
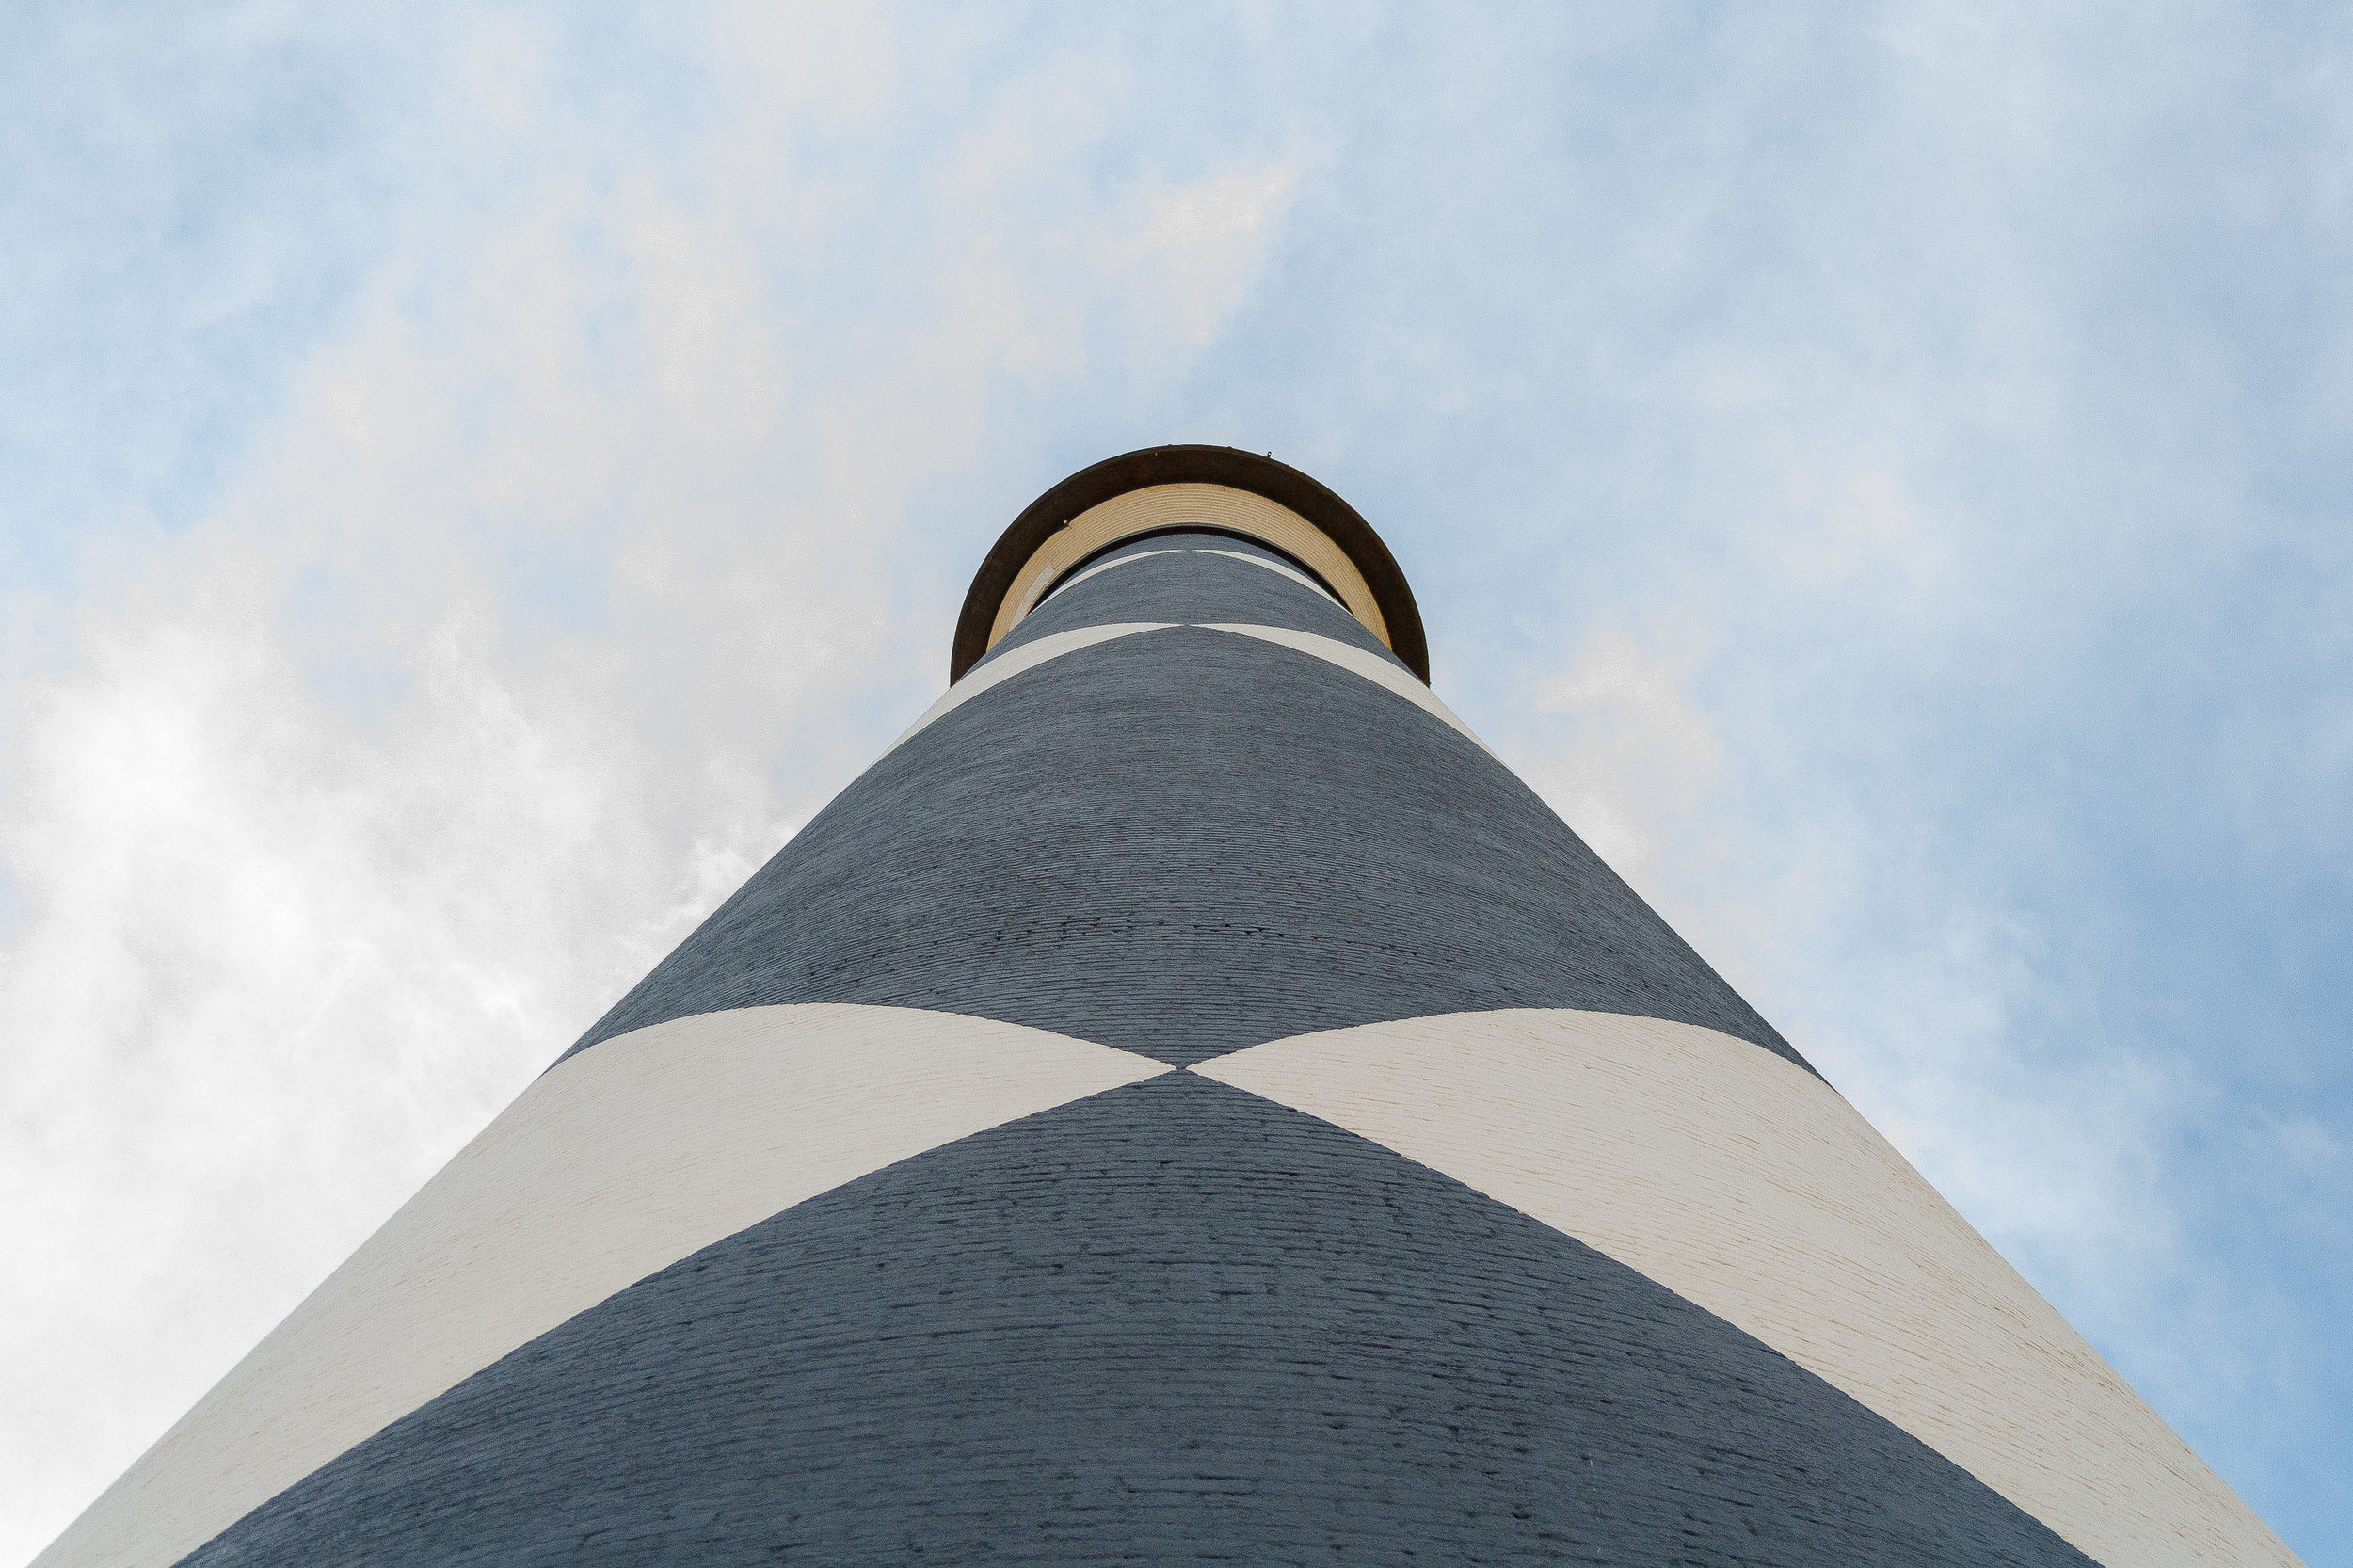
[984,482,1393,655]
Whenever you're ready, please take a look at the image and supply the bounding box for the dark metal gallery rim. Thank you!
[952,445,1430,685]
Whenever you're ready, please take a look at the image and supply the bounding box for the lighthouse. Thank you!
[40,446,2298,1566]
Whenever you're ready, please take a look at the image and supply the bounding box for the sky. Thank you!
[2,2,2346,1562]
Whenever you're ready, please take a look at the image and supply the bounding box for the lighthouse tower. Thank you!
[41,447,2298,1567]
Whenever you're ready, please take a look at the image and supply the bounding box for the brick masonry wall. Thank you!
[569,550,1803,1073]
[53,538,2237,1566]
[180,1073,2093,1567]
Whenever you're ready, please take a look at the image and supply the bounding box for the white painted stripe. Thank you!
[1199,547,1340,602]
[38,1005,1170,1568]
[1194,1009,2299,1568]
[1041,548,1176,603]
[1199,622,1489,752]
[888,621,1173,753]
[895,620,1481,757]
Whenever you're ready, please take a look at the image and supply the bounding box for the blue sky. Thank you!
[3,4,2346,1563]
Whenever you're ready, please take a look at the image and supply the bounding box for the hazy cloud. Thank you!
[0,7,1307,1559]
[6,4,2347,1564]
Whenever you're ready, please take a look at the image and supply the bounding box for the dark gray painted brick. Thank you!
[180,1074,2091,1567]
[1054,529,1341,602]
[568,626,1803,1072]
[985,533,1396,665]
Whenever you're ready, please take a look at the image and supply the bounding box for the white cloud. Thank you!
[1497,588,2220,1437]
[1098,166,1303,350]
[1513,620,1724,887]
[0,8,1305,1560]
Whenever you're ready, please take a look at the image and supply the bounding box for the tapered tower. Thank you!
[41,447,2297,1566]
